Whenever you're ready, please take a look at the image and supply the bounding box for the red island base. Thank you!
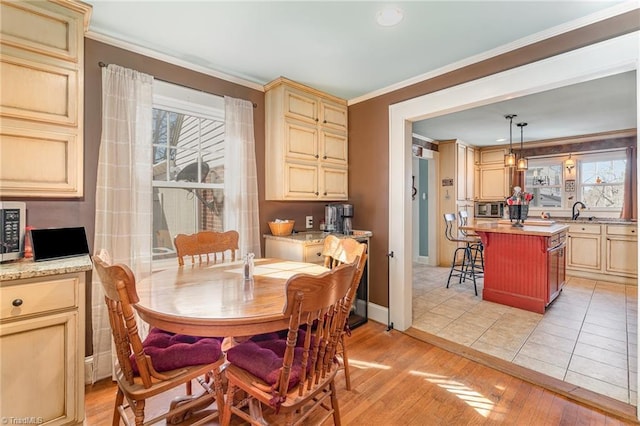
[475,224,568,314]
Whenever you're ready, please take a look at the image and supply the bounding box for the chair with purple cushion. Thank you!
[93,252,226,425]
[221,262,358,425]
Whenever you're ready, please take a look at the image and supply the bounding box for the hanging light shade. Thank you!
[565,153,575,172]
[504,114,517,167]
[516,122,528,171]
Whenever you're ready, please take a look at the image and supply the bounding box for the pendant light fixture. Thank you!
[504,114,517,167]
[516,122,528,171]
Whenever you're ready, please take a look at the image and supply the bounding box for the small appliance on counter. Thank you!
[0,201,26,262]
[30,226,89,262]
[474,200,505,218]
[325,203,354,234]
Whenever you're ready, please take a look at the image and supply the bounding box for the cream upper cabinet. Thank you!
[0,0,91,198]
[265,77,348,201]
[478,147,509,200]
[437,140,475,266]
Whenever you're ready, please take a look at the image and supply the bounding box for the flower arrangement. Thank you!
[506,186,534,206]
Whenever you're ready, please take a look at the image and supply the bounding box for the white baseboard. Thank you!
[84,356,94,385]
[367,302,388,326]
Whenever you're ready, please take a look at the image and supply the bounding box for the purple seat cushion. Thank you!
[130,328,223,374]
[227,329,309,390]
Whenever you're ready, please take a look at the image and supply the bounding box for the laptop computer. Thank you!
[30,227,90,262]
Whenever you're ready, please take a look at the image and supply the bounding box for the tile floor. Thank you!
[412,263,638,406]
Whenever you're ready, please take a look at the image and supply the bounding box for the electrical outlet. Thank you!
[305,216,313,229]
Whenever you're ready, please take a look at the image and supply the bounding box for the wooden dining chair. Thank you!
[93,251,226,425]
[174,230,239,266]
[321,235,368,391]
[221,262,358,426]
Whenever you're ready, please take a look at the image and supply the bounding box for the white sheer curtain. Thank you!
[223,96,261,257]
[91,64,154,382]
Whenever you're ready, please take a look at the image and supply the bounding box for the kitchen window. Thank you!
[151,81,225,260]
[523,150,626,210]
[579,151,626,208]
[524,161,563,208]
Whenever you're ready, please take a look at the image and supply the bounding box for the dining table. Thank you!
[134,258,329,338]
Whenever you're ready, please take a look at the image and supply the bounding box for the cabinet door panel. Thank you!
[320,167,348,200]
[0,121,81,196]
[321,130,347,164]
[284,89,317,123]
[1,55,78,125]
[479,167,507,199]
[320,101,347,129]
[285,163,318,198]
[284,120,317,161]
[0,1,80,61]
[606,237,638,276]
[1,311,78,425]
[456,144,466,201]
[567,235,601,270]
[480,148,506,165]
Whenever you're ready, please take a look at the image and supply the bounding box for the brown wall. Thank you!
[348,10,640,307]
[3,10,638,353]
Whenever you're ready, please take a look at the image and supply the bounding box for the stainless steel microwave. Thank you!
[0,201,26,262]
[475,201,504,218]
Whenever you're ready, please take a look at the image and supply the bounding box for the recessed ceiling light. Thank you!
[376,7,404,27]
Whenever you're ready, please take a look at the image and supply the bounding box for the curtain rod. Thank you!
[98,61,257,108]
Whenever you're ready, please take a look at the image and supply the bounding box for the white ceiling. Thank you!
[85,0,637,146]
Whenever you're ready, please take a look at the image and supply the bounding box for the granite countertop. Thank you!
[264,231,372,244]
[0,255,93,282]
[551,216,636,225]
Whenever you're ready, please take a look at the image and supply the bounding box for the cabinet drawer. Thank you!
[606,225,638,237]
[1,276,78,320]
[303,244,325,264]
[568,223,601,234]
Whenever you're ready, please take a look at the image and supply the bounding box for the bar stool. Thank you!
[458,210,484,273]
[443,213,481,296]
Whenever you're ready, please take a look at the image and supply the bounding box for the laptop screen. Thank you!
[31,227,90,262]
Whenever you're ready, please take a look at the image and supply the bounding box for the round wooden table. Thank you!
[134,258,328,337]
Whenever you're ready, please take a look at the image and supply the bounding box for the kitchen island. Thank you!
[469,221,569,314]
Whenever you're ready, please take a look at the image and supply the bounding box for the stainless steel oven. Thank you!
[474,201,505,218]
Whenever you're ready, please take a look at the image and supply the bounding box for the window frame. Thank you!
[151,81,226,264]
[523,149,626,212]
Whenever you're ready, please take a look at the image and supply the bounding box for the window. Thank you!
[524,161,563,208]
[579,152,626,208]
[152,81,225,260]
[523,150,626,211]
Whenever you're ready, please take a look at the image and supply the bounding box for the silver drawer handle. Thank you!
[12,298,23,307]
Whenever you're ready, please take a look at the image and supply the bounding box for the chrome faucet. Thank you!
[572,201,586,220]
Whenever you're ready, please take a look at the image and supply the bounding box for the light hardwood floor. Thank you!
[84,321,637,425]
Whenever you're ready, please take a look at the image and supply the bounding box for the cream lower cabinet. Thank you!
[567,223,601,271]
[265,237,324,264]
[1,271,86,425]
[265,77,348,201]
[605,225,638,277]
[567,222,637,284]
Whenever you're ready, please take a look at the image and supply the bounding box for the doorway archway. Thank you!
[388,31,639,408]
